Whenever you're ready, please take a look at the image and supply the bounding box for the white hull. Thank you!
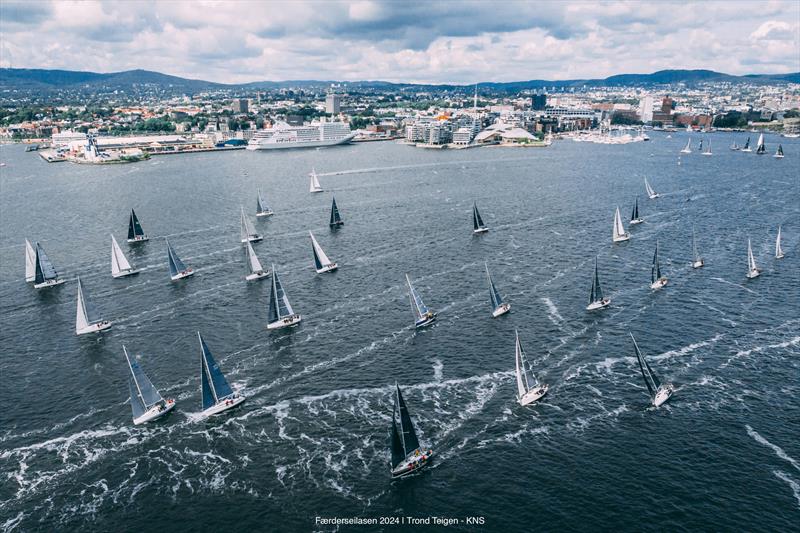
[776,252,784,259]
[630,218,643,225]
[171,269,194,281]
[391,450,434,479]
[76,320,112,335]
[492,303,511,317]
[647,193,660,199]
[473,228,489,234]
[133,399,176,425]
[241,235,263,243]
[518,384,548,406]
[774,154,784,159]
[650,278,668,290]
[679,149,691,154]
[415,313,437,328]
[34,278,65,289]
[267,314,302,330]
[255,211,274,217]
[652,385,673,407]
[200,395,246,418]
[741,148,752,152]
[247,134,356,150]
[245,270,270,281]
[692,259,705,269]
[127,236,149,243]
[613,234,630,243]
[702,152,712,156]
[310,188,323,193]
[746,269,761,279]
[586,298,611,311]
[112,268,139,278]
[316,262,338,273]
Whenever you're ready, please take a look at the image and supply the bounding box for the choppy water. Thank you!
[1,133,798,531]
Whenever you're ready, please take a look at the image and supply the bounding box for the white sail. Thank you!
[25,239,36,282]
[309,231,332,266]
[240,206,258,241]
[309,168,323,192]
[515,331,529,398]
[76,278,90,332]
[246,241,263,273]
[645,178,656,197]
[757,133,764,149]
[613,207,628,241]
[776,226,784,258]
[111,235,132,275]
[748,239,758,272]
[681,139,691,153]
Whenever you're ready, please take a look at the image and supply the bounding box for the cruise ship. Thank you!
[246,121,355,150]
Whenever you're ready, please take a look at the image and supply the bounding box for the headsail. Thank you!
[485,262,504,309]
[124,346,164,418]
[630,333,661,399]
[76,276,90,332]
[240,206,258,241]
[128,209,145,239]
[406,274,429,320]
[631,197,639,221]
[613,207,627,240]
[645,178,656,197]
[246,241,263,274]
[199,332,235,409]
[166,238,187,276]
[756,133,765,154]
[34,243,58,284]
[309,231,332,269]
[395,385,421,459]
[256,189,271,214]
[515,331,539,399]
[111,235,132,275]
[692,227,701,263]
[25,239,36,282]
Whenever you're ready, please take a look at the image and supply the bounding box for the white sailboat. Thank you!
[309,231,338,273]
[645,178,660,199]
[774,145,784,159]
[166,238,193,280]
[124,346,175,425]
[775,226,784,259]
[240,206,262,243]
[586,256,611,311]
[691,227,704,268]
[309,168,323,193]
[406,274,436,328]
[650,241,668,290]
[755,133,766,155]
[746,238,760,279]
[702,140,712,156]
[198,332,246,418]
[485,262,511,317]
[75,276,112,335]
[389,384,434,479]
[244,241,270,280]
[256,189,274,217]
[111,235,138,278]
[730,140,739,151]
[630,197,643,225]
[612,207,630,243]
[267,264,302,329]
[680,138,692,154]
[514,330,548,406]
[32,242,65,289]
[24,239,36,282]
[630,333,673,407]
[472,202,488,234]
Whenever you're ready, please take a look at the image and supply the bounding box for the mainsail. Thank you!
[692,227,701,263]
[631,197,639,221]
[589,257,604,304]
[25,239,36,282]
[166,238,187,276]
[515,331,539,399]
[268,265,295,323]
[473,202,486,231]
[34,243,59,284]
[748,239,758,272]
[613,207,627,240]
[645,178,656,197]
[776,226,784,258]
[128,209,145,240]
[651,241,662,283]
[392,385,421,465]
[124,346,164,419]
[309,231,333,269]
[309,169,323,192]
[630,333,661,399]
[406,274,429,320]
[75,276,92,331]
[111,235,133,275]
[756,133,765,154]
[329,196,343,226]
[246,241,264,274]
[256,189,272,214]
[485,262,504,309]
[199,332,235,410]
[742,137,751,150]
[240,206,258,241]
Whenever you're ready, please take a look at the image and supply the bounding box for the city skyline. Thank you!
[1,0,799,85]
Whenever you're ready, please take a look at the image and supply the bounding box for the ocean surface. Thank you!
[1,132,798,532]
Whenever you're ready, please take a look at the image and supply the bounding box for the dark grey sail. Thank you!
[34,243,58,284]
[395,385,420,459]
[630,333,661,398]
[329,197,343,227]
[390,415,405,470]
[473,202,486,231]
[590,257,604,303]
[651,242,661,283]
[631,197,639,221]
[128,209,145,240]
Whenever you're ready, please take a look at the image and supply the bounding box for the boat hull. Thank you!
[647,194,660,199]
[692,259,704,269]
[774,155,784,159]
[652,385,673,407]
[267,314,302,330]
[613,234,630,243]
[76,320,112,335]
[112,268,139,278]
[245,270,270,281]
[316,263,338,273]
[127,236,149,243]
[391,450,434,479]
[34,278,65,289]
[679,149,691,154]
[241,235,263,243]
[473,228,489,234]
[255,211,274,217]
[414,313,437,328]
[329,222,344,228]
[746,269,761,279]
[630,218,643,225]
[586,298,611,311]
[201,395,246,418]
[171,269,194,281]
[518,384,549,406]
[650,278,668,290]
[247,133,356,151]
[776,253,784,259]
[133,399,176,425]
[492,303,511,317]
[310,188,323,193]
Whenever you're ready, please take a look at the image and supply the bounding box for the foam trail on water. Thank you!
[746,425,800,472]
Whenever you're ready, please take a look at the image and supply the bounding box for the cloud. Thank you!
[0,0,798,84]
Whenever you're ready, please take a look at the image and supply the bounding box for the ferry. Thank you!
[246,121,355,150]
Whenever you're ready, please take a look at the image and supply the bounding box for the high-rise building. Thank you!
[660,95,673,114]
[232,98,249,113]
[532,92,547,111]
[638,95,654,123]
[325,94,341,114]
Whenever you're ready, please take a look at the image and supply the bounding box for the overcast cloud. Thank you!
[1,0,798,84]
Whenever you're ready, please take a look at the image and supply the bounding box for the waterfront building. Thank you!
[325,94,342,114]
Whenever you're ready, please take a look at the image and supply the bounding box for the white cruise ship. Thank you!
[246,121,355,150]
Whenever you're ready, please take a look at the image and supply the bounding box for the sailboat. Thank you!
[267,264,301,329]
[24,239,36,282]
[389,384,434,479]
[309,168,323,193]
[33,242,65,289]
[472,202,488,234]
[240,206,262,243]
[746,238,761,279]
[680,138,692,154]
[650,241,668,290]
[198,332,246,418]
[485,262,510,317]
[697,139,703,152]
[730,140,739,151]
[630,197,643,225]
[406,273,436,328]
[612,207,630,243]
[124,346,175,425]
[244,241,269,280]
[702,140,712,156]
[309,231,338,273]
[586,257,611,311]
[644,177,660,199]
[774,144,784,159]
[329,196,343,227]
[75,276,112,335]
[514,330,548,406]
[775,226,784,259]
[755,133,766,155]
[111,235,138,278]
[741,137,752,152]
[127,209,148,243]
[166,238,193,280]
[629,333,673,407]
[691,227,704,268]
[256,189,274,217]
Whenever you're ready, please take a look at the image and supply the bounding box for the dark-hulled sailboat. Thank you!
[390,384,433,479]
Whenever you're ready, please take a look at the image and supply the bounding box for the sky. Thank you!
[1,0,799,84]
